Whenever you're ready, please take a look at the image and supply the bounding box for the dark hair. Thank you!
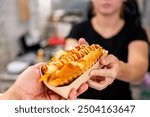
[123,0,142,27]
[87,1,94,20]
[87,0,142,27]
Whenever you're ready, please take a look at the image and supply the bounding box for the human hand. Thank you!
[65,38,89,50]
[1,63,88,100]
[88,54,120,90]
[78,38,89,46]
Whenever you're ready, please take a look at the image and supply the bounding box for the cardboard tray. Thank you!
[41,51,108,99]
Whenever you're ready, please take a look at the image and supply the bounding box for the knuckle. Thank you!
[94,70,100,76]
[98,85,107,91]
[108,79,114,85]
[109,54,115,60]
[97,86,103,91]
[109,54,114,58]
[111,71,117,78]
[109,54,118,61]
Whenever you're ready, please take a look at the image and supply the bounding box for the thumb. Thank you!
[78,38,89,45]
[100,54,116,66]
[99,57,106,65]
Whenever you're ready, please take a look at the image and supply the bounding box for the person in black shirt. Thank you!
[65,0,149,100]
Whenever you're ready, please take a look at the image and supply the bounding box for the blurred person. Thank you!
[65,0,149,99]
[0,63,88,100]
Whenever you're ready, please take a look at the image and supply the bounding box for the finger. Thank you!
[48,91,61,100]
[90,69,116,79]
[49,94,61,100]
[88,78,113,91]
[100,54,116,66]
[34,69,42,79]
[90,76,105,82]
[61,97,66,100]
[45,88,61,100]
[33,62,46,69]
[68,88,77,100]
[77,83,88,96]
[88,79,107,90]
[105,77,114,85]
[78,38,89,45]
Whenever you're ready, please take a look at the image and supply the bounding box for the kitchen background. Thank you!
[0,0,150,99]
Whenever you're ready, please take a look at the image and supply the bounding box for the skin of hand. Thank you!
[78,38,118,90]
[65,38,89,50]
[89,54,119,90]
[78,38,89,46]
[0,63,88,100]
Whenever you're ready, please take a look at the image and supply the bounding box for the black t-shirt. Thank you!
[67,20,148,100]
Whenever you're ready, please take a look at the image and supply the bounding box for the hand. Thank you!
[1,63,88,100]
[88,54,120,90]
[65,38,89,50]
[78,38,89,46]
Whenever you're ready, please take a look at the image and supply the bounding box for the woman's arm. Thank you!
[117,40,149,82]
[87,40,148,90]
[65,38,148,91]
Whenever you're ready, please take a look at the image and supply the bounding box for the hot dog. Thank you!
[40,44,105,87]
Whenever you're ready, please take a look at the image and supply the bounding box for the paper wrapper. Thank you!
[41,50,108,99]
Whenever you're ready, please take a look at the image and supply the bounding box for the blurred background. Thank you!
[0,0,150,99]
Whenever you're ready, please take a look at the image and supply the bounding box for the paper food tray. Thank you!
[41,50,108,99]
